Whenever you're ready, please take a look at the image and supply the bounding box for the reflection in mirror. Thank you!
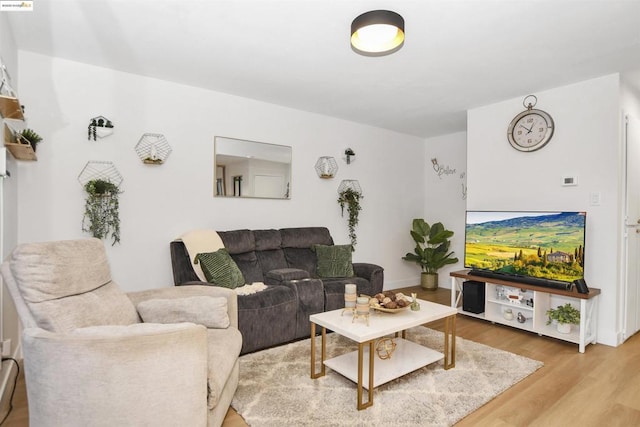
[214,136,292,199]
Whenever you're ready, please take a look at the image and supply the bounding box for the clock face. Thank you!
[507,109,554,152]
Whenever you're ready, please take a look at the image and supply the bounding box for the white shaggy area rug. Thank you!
[232,326,543,426]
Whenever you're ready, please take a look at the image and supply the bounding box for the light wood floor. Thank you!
[3,286,640,426]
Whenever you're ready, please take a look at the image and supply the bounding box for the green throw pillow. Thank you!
[314,244,355,278]
[195,249,245,289]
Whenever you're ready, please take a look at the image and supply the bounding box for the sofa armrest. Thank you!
[22,324,208,426]
[127,285,238,328]
[264,268,310,286]
[353,263,385,294]
[170,240,202,284]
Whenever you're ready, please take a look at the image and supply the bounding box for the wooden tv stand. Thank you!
[450,270,600,353]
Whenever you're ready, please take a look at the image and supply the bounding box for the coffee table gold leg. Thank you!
[310,323,326,379]
[357,341,374,410]
[443,314,456,370]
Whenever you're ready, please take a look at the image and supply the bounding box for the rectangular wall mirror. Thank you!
[214,136,292,199]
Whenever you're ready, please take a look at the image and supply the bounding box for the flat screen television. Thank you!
[464,211,586,289]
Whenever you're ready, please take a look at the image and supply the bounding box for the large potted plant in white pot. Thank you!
[402,219,458,290]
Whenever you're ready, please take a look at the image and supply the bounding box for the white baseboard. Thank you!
[384,278,420,290]
[384,278,452,291]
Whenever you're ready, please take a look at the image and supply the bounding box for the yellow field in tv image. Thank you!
[464,211,586,283]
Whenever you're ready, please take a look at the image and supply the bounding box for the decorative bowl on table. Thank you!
[369,291,412,313]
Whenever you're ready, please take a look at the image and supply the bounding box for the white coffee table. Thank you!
[310,299,456,410]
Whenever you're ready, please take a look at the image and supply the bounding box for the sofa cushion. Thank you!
[280,227,333,248]
[314,244,354,278]
[253,229,282,251]
[283,247,317,275]
[196,249,245,289]
[230,251,263,283]
[256,249,288,274]
[219,230,255,254]
[136,296,230,329]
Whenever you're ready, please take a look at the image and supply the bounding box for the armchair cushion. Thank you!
[23,324,208,426]
[30,282,139,332]
[137,296,230,329]
[8,238,138,332]
[195,249,245,288]
[314,244,355,278]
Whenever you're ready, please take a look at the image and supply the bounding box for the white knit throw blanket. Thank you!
[178,229,225,282]
[177,230,268,295]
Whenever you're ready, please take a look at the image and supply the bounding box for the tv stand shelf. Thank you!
[450,270,600,353]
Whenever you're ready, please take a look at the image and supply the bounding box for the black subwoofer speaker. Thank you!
[463,280,485,314]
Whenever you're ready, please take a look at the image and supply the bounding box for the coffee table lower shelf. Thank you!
[324,338,444,389]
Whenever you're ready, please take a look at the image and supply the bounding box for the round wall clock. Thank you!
[507,95,554,152]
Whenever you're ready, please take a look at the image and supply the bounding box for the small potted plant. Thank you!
[402,219,458,290]
[18,128,43,152]
[88,116,114,140]
[546,303,580,333]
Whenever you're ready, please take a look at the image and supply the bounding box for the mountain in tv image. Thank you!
[465,211,585,282]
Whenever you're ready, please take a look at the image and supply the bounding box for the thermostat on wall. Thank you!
[562,175,578,186]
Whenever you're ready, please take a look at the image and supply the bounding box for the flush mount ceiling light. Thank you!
[350,10,405,56]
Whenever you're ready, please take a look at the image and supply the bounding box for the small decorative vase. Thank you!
[411,292,420,311]
[557,323,572,334]
[503,308,514,320]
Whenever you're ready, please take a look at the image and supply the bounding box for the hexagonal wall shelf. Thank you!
[78,160,123,188]
[135,133,172,165]
[88,116,114,140]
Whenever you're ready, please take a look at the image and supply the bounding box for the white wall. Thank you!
[467,74,622,346]
[424,131,467,288]
[16,51,425,291]
[622,76,640,118]
[0,9,21,407]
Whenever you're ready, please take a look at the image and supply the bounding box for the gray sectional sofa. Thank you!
[170,227,384,354]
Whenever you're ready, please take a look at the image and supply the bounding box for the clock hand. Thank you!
[520,124,533,134]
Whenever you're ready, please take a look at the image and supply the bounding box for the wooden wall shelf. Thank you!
[3,123,37,161]
[0,95,24,120]
[5,142,36,161]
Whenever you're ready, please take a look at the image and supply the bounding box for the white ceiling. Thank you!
[5,0,640,138]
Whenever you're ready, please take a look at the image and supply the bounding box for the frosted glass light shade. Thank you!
[351,10,405,56]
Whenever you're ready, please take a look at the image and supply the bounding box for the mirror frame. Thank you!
[214,136,292,199]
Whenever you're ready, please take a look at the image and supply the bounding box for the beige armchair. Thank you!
[1,238,242,427]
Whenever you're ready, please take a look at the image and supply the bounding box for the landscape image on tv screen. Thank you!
[465,211,586,283]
